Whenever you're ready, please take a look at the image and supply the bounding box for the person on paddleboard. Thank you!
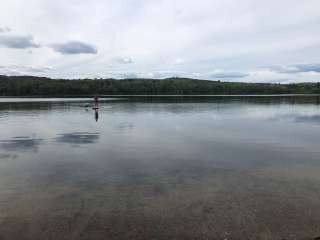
[93,96,99,122]
[93,96,99,108]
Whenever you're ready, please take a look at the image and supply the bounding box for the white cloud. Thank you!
[209,70,249,79]
[113,57,133,64]
[238,68,320,83]
[0,0,319,81]
[172,58,185,65]
[0,64,53,76]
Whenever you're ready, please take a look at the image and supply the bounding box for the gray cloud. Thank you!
[270,64,320,74]
[295,64,320,73]
[103,70,201,79]
[210,71,249,79]
[266,78,290,84]
[27,66,53,73]
[50,41,97,55]
[0,26,11,33]
[0,34,40,49]
[118,72,139,79]
[150,71,201,79]
[0,65,53,76]
[294,115,320,124]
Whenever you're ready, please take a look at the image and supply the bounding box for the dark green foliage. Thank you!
[0,75,320,96]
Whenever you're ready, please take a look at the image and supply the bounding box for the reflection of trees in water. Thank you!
[0,102,53,111]
[0,137,45,152]
[0,96,319,113]
[55,132,100,145]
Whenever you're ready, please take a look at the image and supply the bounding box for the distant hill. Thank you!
[0,75,320,96]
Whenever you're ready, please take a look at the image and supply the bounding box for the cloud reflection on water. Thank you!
[0,153,17,159]
[54,132,100,145]
[0,132,101,152]
[294,115,320,124]
[0,137,45,152]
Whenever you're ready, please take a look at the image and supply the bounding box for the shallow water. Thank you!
[0,96,320,240]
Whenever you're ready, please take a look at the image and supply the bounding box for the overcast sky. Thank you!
[0,0,320,82]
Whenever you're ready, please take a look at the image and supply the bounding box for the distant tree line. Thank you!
[0,75,320,96]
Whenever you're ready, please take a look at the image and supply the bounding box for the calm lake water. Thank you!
[0,96,320,240]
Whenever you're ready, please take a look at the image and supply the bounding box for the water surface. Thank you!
[0,96,320,240]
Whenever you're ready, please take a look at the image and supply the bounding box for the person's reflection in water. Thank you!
[94,109,99,122]
[93,95,99,122]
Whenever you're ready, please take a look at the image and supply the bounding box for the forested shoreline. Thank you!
[1,75,320,96]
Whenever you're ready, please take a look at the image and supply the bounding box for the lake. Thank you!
[0,96,320,240]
